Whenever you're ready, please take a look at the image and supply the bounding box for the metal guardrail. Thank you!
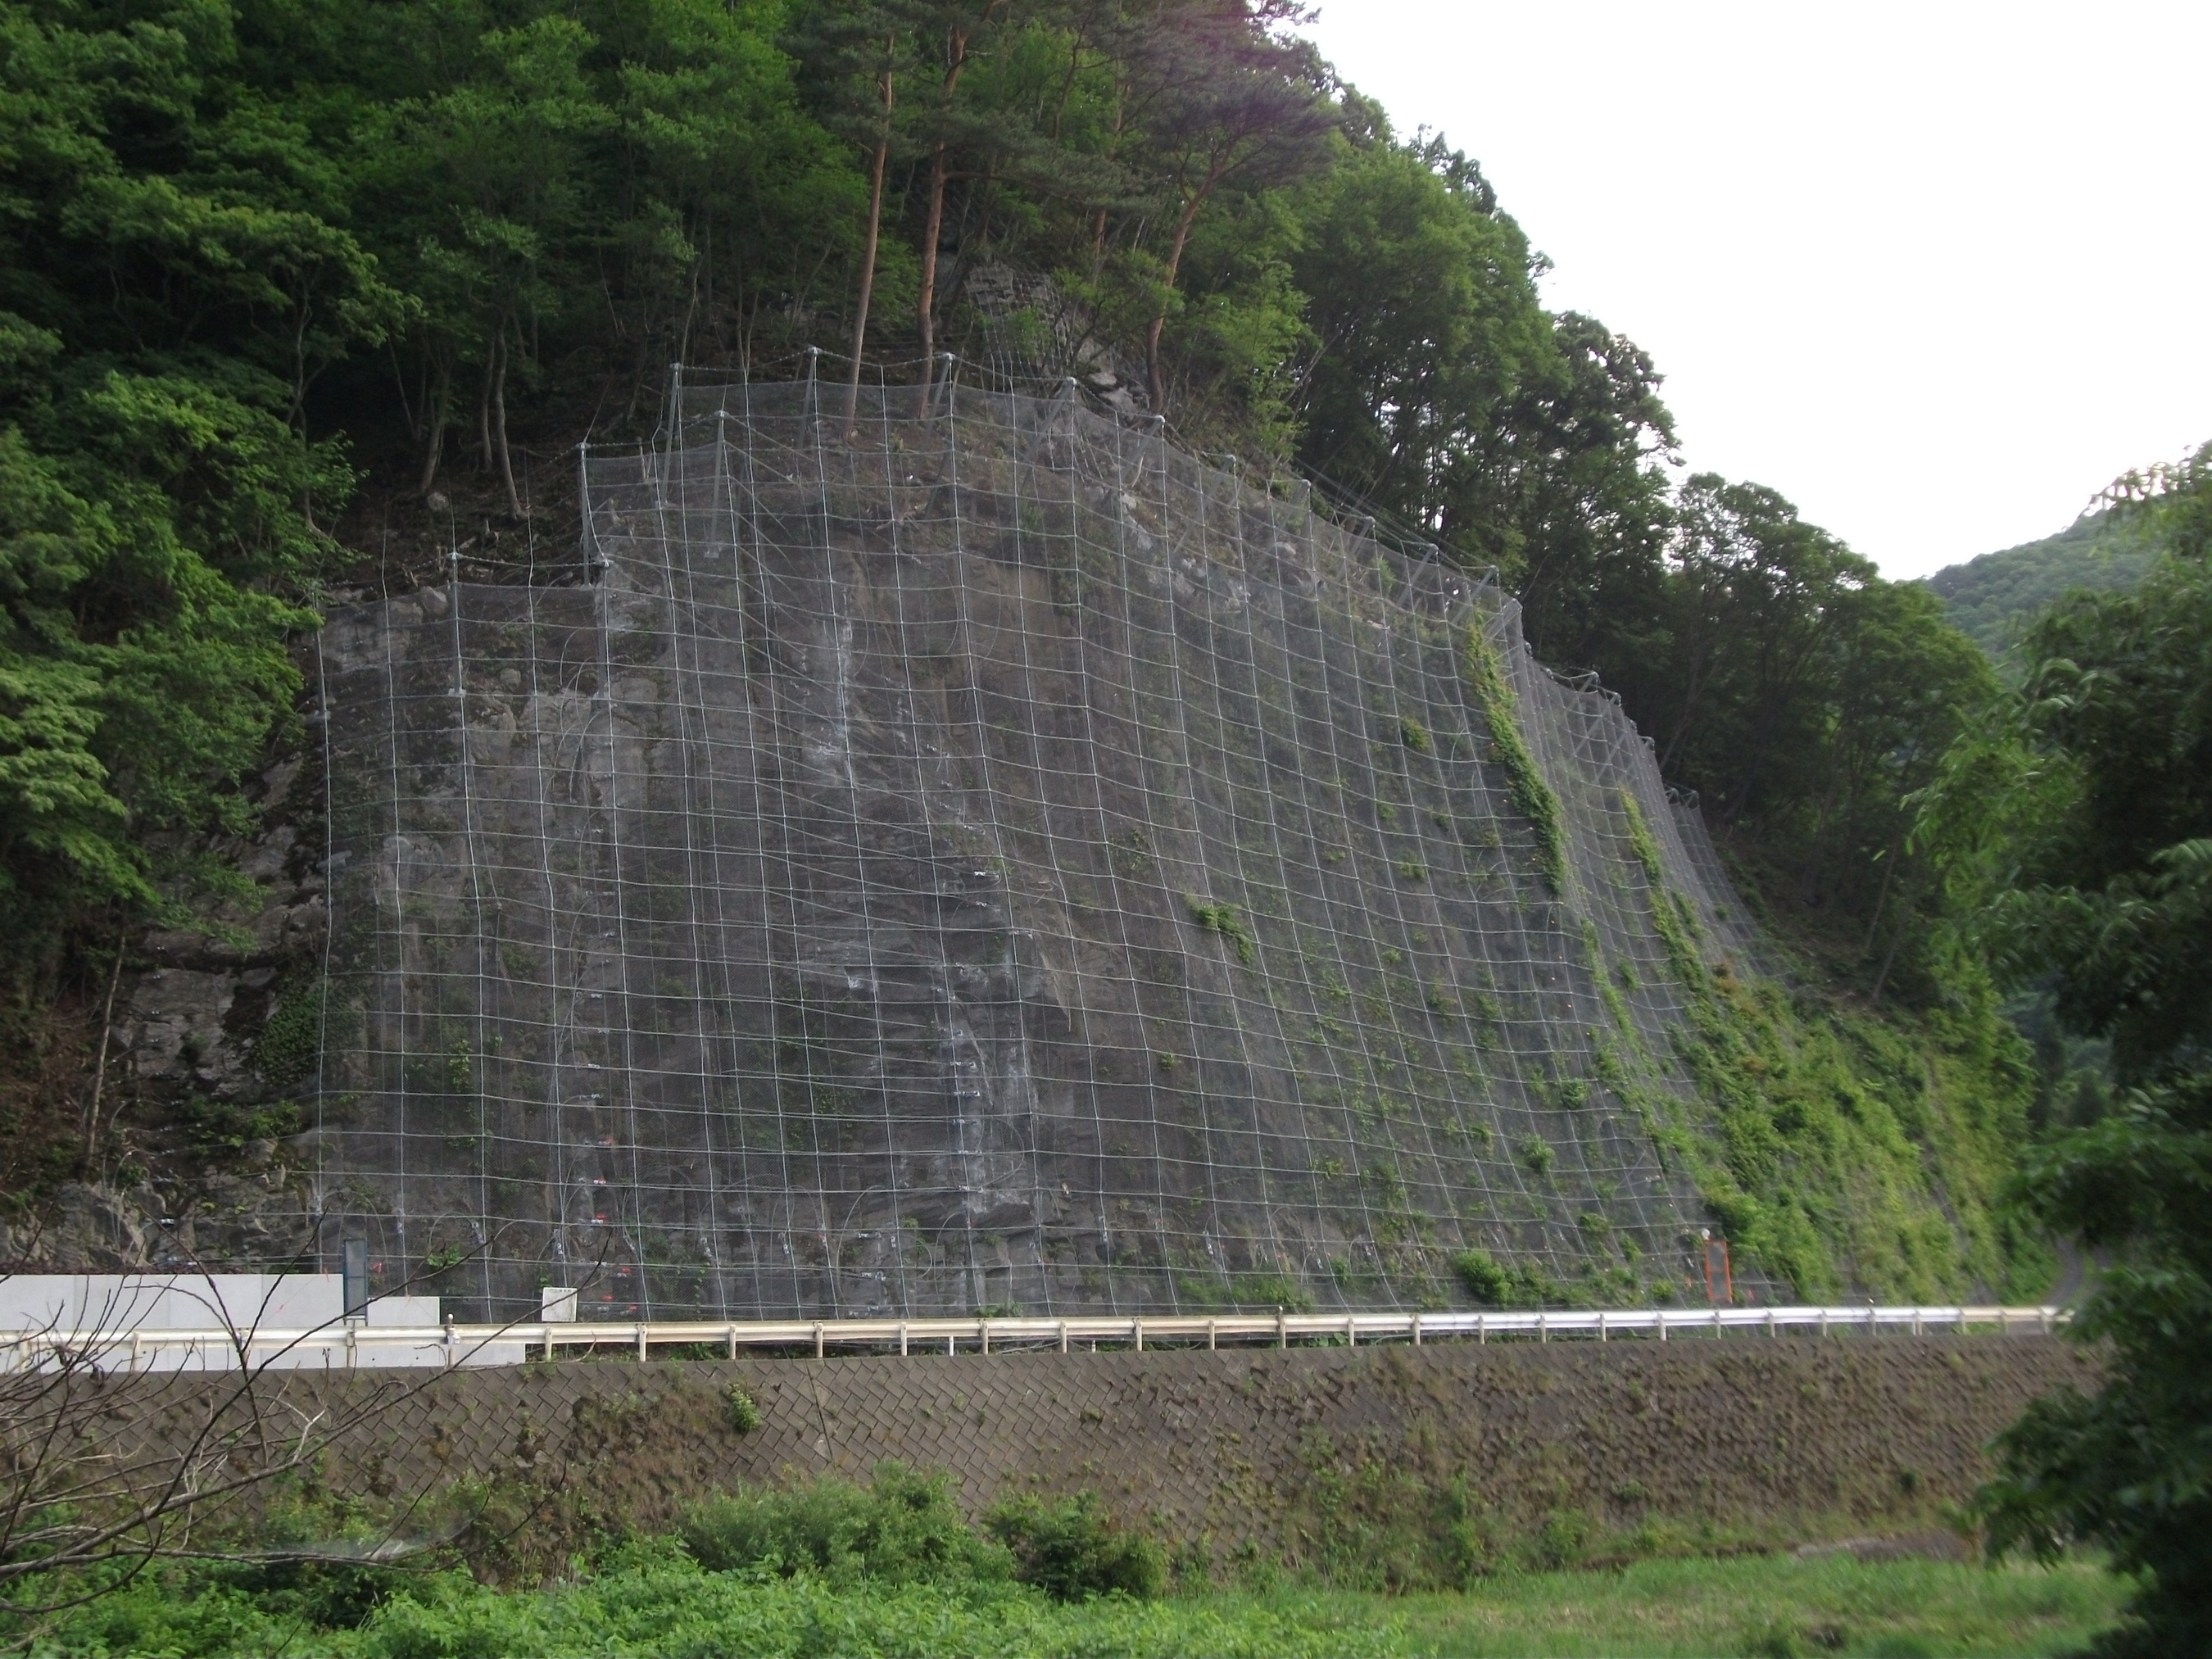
[0,1303,2070,1372]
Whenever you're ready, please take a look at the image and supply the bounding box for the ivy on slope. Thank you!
[1616,793,2047,1302]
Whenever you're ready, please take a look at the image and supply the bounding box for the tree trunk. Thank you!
[1797,755,1847,905]
[1861,832,1907,955]
[914,137,952,415]
[477,346,495,479]
[419,360,450,496]
[913,7,1002,415]
[1146,169,1225,414]
[489,329,524,519]
[846,37,895,439]
[1869,868,1924,1004]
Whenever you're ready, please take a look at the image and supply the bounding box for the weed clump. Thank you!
[1184,895,1255,965]
[724,1383,762,1435]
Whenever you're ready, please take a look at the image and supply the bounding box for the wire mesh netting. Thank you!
[312,362,1772,1321]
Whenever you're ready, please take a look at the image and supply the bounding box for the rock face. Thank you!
[311,376,1762,1321]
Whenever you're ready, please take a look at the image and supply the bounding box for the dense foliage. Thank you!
[1972,446,2212,1656]
[1929,512,2160,663]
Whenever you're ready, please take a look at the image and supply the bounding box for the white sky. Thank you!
[1299,2,2211,579]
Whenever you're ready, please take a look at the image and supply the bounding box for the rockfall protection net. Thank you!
[312,360,1772,1321]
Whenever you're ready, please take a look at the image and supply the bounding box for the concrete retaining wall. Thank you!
[95,1332,2097,1574]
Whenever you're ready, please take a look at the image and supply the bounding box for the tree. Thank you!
[0,0,375,972]
[1291,125,1550,520]
[1122,0,1335,411]
[1289,130,1673,683]
[366,15,612,511]
[907,0,1017,409]
[1976,444,2212,1656]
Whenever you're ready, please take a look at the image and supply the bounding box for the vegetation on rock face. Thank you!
[1458,626,1566,896]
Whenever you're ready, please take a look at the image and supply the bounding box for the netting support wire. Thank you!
[578,442,600,582]
[310,624,339,1270]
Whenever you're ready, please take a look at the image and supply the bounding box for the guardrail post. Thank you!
[1657,1312,1667,1342]
[899,1321,909,1357]
[1133,1318,1144,1353]
[345,1326,356,1370]
[815,1322,827,1359]
[727,1324,738,1361]
[977,1320,988,1358]
[1345,1315,1357,1349]
[1819,1309,1829,1339]
[1598,1312,1607,1344]
[1207,1318,1217,1351]
[1058,1320,1068,1354]
[1766,1308,1777,1338]
[130,1331,143,1373]
[1711,1308,1722,1339]
[1538,1312,1548,1344]
[1412,1313,1421,1347]
[2040,1308,2051,1337]
[1911,1308,1923,1338]
[1477,1312,1487,1344]
[1276,1308,1287,1349]
[445,1315,457,1370]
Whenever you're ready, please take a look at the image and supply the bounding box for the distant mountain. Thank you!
[1927,513,2159,660]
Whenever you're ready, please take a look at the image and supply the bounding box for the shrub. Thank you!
[725,1384,761,1435]
[1452,1248,1509,1304]
[681,1464,1009,1588]
[1451,1248,1565,1308]
[984,1491,1167,1602]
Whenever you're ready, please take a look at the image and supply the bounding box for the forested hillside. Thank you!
[0,0,2063,1299]
[1929,511,2159,661]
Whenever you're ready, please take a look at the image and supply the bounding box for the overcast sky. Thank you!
[1299,2,2210,580]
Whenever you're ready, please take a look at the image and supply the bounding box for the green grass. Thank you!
[1341,1554,2128,1657]
[25,1551,2126,1658]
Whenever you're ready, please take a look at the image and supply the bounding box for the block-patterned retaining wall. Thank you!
[105,1335,2097,1572]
